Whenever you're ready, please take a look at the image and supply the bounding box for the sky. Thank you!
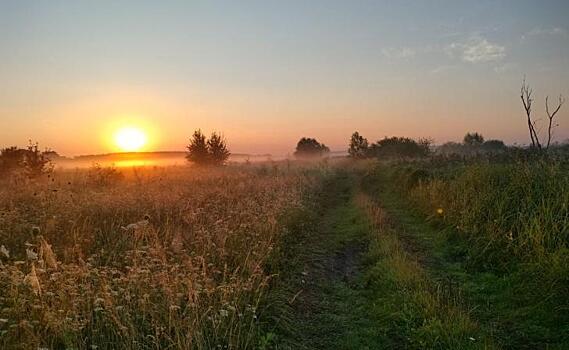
[1,0,568,156]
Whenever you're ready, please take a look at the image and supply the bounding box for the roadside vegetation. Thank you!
[362,157,569,348]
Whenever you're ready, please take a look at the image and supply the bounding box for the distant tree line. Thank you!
[348,132,432,159]
[347,131,512,159]
[0,142,53,178]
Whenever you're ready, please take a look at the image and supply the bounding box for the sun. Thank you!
[114,127,147,152]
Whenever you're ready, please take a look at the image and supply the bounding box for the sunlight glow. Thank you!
[114,127,147,152]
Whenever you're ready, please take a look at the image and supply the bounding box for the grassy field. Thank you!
[1,158,568,349]
[0,163,325,349]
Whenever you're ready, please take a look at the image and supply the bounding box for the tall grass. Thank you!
[395,161,569,268]
[0,164,320,349]
[373,159,569,346]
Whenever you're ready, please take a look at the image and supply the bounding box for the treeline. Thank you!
[345,131,561,160]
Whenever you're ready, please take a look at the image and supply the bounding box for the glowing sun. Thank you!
[114,127,147,152]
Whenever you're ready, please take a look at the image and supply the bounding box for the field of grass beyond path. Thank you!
[360,162,569,349]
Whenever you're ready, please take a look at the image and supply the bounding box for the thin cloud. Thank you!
[430,64,459,75]
[527,26,567,36]
[521,26,567,41]
[381,47,416,59]
[447,35,506,63]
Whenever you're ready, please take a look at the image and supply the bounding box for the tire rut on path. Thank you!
[282,172,382,350]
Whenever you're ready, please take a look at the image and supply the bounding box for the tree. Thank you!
[294,137,330,158]
[186,130,210,166]
[24,142,53,178]
[521,78,565,150]
[371,137,428,158]
[207,132,230,166]
[463,132,484,147]
[0,142,52,178]
[348,132,369,159]
[186,130,231,166]
[482,139,506,152]
[0,147,26,175]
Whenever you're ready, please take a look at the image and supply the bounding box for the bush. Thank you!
[0,142,52,178]
[86,163,124,186]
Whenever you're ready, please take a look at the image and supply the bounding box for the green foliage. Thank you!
[294,137,330,158]
[366,160,569,347]
[348,131,369,159]
[463,132,484,147]
[481,139,506,151]
[370,136,429,159]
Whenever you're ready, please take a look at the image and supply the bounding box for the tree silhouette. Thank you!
[208,132,230,166]
[463,132,484,147]
[186,130,210,166]
[370,137,428,158]
[348,132,369,159]
[0,142,52,178]
[186,130,231,166]
[294,137,330,158]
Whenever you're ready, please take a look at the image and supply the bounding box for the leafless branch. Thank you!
[545,95,565,149]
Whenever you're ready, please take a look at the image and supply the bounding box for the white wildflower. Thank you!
[0,245,9,258]
[26,248,38,261]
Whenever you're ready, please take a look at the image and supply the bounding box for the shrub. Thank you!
[0,142,53,178]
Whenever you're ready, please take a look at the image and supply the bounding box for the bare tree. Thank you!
[545,95,565,149]
[520,78,564,151]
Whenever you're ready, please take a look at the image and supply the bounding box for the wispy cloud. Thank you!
[521,27,567,41]
[381,47,416,59]
[430,64,459,75]
[446,35,506,63]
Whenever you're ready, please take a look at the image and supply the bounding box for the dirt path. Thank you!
[270,170,495,349]
[273,172,383,349]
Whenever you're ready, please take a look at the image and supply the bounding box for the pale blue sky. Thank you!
[1,1,568,155]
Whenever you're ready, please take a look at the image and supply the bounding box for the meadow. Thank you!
[0,163,323,349]
[1,155,568,349]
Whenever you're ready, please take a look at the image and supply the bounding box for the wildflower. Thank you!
[436,208,444,215]
[0,245,9,259]
[23,264,41,296]
[26,248,38,261]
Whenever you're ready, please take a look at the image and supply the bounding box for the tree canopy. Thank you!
[294,137,330,158]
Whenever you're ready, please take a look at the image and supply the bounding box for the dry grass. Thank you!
[0,164,320,349]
